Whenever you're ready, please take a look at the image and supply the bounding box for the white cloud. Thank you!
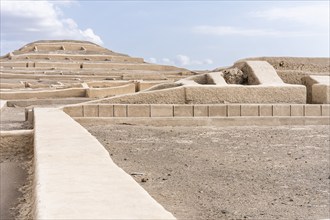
[192,25,311,37]
[79,29,103,45]
[147,54,213,67]
[175,54,191,66]
[251,3,329,28]
[204,59,213,65]
[161,58,173,65]
[0,0,103,54]
[147,57,157,63]
[192,3,329,39]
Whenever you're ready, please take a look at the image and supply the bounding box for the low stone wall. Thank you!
[32,108,175,219]
[86,81,131,88]
[0,83,25,89]
[0,88,86,100]
[98,87,186,104]
[185,85,306,104]
[86,84,136,98]
[11,54,144,63]
[0,99,7,111]
[63,104,330,118]
[96,84,306,104]
[138,81,172,91]
[234,61,284,85]
[6,98,93,107]
[83,63,186,71]
[302,75,330,104]
[76,116,330,127]
[313,84,330,104]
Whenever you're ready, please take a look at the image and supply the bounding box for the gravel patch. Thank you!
[83,123,330,220]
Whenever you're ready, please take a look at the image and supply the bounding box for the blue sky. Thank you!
[1,1,329,70]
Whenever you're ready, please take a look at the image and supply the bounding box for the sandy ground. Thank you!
[0,162,26,220]
[1,107,34,220]
[83,123,330,220]
[0,149,33,220]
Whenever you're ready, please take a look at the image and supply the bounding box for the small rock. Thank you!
[221,210,227,214]
[141,178,148,182]
[131,172,144,176]
[222,67,248,84]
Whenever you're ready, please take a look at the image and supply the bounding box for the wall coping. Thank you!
[32,108,175,219]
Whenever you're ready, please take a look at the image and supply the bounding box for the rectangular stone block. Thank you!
[99,105,113,117]
[312,84,330,104]
[321,105,330,117]
[273,105,290,116]
[113,105,127,117]
[63,106,83,117]
[241,105,259,116]
[305,105,321,116]
[290,105,304,116]
[83,105,99,117]
[127,105,150,117]
[150,105,173,117]
[174,105,193,117]
[193,105,209,117]
[209,105,227,117]
[227,105,241,117]
[259,105,272,116]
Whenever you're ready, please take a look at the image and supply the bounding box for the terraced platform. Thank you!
[0,40,195,102]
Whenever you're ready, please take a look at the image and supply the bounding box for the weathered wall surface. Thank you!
[0,100,7,111]
[234,61,284,85]
[86,84,136,98]
[64,104,329,118]
[138,81,174,91]
[98,87,186,104]
[185,85,306,104]
[86,81,130,88]
[206,72,227,85]
[238,57,330,84]
[302,75,330,104]
[0,88,86,100]
[95,84,306,104]
[32,108,175,219]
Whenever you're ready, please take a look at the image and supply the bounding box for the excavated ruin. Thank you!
[0,40,329,220]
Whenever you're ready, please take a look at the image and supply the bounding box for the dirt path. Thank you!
[83,123,330,220]
[0,162,27,220]
[0,130,33,220]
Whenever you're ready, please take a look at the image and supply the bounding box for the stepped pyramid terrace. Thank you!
[0,40,329,220]
[0,40,194,103]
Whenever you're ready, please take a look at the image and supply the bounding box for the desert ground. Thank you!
[82,122,330,220]
[0,107,33,220]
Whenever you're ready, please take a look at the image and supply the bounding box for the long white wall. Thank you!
[33,108,175,219]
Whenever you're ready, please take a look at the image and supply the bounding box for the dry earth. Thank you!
[0,138,33,220]
[83,123,330,220]
[1,107,33,220]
